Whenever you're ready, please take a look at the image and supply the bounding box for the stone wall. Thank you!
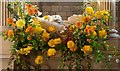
[39,2,83,20]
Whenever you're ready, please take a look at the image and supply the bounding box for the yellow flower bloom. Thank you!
[92,31,97,37]
[99,28,107,38]
[26,26,33,33]
[92,25,97,30]
[67,40,75,48]
[81,15,91,24]
[75,21,83,28]
[34,26,45,33]
[84,25,95,35]
[32,17,42,26]
[16,19,25,29]
[95,11,102,19]
[23,46,33,55]
[47,48,56,57]
[18,46,33,55]
[95,10,110,20]
[54,38,62,45]
[67,40,77,51]
[82,45,92,54]
[85,7,94,15]
[48,39,55,47]
[48,38,62,47]
[48,26,55,32]
[35,56,43,64]
[101,10,110,21]
[28,8,38,16]
[44,15,50,20]
[42,31,50,41]
[26,4,32,9]
[101,10,110,17]
[69,24,75,30]
[7,18,14,24]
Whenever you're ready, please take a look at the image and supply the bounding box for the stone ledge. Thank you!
[0,54,10,59]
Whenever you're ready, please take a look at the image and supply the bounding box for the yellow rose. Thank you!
[35,56,43,64]
[85,7,94,15]
[82,45,92,54]
[47,48,56,57]
[42,31,50,41]
[54,38,62,45]
[16,19,25,29]
[99,28,107,38]
[67,40,75,48]
[48,39,55,47]
[48,26,55,32]
[67,40,77,51]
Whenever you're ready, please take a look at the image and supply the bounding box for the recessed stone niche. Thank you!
[39,2,83,20]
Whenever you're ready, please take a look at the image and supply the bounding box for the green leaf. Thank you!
[102,20,107,25]
[32,40,38,50]
[94,51,105,63]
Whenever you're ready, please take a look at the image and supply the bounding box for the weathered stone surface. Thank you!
[71,6,81,12]
[42,6,51,12]
[42,12,49,16]
[51,6,61,11]
[48,12,56,15]
[59,6,71,12]
[56,12,66,17]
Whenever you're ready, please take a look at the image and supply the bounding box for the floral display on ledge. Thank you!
[1,2,120,70]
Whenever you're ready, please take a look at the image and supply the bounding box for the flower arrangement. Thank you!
[1,2,120,69]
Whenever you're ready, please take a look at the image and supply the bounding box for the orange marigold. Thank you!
[26,26,33,33]
[7,18,14,24]
[48,26,55,32]
[82,45,92,54]
[28,8,38,16]
[8,30,14,37]
[67,40,77,52]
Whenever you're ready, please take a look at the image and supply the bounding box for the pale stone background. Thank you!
[0,26,13,70]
